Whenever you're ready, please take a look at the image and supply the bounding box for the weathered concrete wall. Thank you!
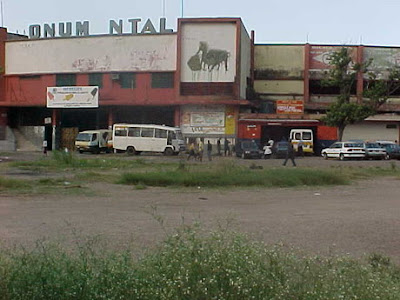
[19,126,45,148]
[0,127,16,151]
[255,80,304,95]
[6,34,177,74]
[343,122,399,142]
[254,45,304,80]
[240,22,251,99]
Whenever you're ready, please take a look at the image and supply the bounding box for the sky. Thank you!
[3,0,400,46]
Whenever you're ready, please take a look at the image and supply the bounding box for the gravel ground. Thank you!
[1,151,400,263]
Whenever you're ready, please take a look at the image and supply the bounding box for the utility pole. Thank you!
[1,1,4,27]
[181,0,184,17]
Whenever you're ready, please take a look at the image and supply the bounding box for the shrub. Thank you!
[1,225,400,299]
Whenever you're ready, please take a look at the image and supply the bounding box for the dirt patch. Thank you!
[1,173,400,263]
[1,151,400,263]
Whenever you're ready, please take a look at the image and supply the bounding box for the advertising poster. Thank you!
[47,86,99,108]
[276,100,304,114]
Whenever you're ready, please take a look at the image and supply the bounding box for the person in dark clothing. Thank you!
[224,138,230,156]
[297,140,304,157]
[217,139,221,156]
[283,140,296,166]
[207,140,212,161]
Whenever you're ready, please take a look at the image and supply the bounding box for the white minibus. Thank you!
[112,124,186,155]
[289,129,314,154]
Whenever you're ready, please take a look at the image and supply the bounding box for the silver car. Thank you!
[364,142,387,160]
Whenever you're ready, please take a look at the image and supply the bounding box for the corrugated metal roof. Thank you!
[365,114,400,122]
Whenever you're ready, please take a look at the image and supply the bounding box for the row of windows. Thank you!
[20,73,174,89]
[115,127,176,139]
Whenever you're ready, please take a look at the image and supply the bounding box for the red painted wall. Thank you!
[0,28,7,105]
[238,122,261,139]
[317,125,337,140]
[3,73,177,106]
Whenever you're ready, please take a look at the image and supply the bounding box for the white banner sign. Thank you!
[47,86,99,108]
[190,112,225,127]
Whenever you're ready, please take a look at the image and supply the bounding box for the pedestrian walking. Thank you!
[207,140,212,161]
[297,140,304,157]
[224,138,230,156]
[187,142,196,161]
[217,138,221,156]
[42,140,48,156]
[198,139,204,162]
[283,140,296,167]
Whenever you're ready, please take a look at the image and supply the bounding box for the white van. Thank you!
[289,129,314,154]
[75,129,112,154]
[112,124,185,155]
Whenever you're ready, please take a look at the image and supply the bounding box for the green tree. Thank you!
[321,47,400,141]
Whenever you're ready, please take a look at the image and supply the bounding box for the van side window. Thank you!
[295,133,301,140]
[91,134,97,142]
[169,131,176,140]
[141,128,154,137]
[115,128,127,137]
[128,127,140,137]
[155,129,167,138]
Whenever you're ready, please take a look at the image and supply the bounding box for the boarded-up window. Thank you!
[89,73,103,88]
[120,73,136,89]
[56,74,76,86]
[151,72,174,88]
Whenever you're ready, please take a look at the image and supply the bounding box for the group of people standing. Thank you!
[187,138,233,162]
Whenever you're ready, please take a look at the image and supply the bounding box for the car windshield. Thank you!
[303,132,312,140]
[344,143,363,148]
[366,143,380,148]
[76,133,92,142]
[242,142,259,150]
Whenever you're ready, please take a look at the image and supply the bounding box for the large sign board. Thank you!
[310,46,357,70]
[181,105,233,135]
[29,18,173,39]
[276,100,304,115]
[47,86,99,108]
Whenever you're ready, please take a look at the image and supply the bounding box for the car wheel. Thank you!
[126,146,136,156]
[164,148,174,156]
[323,153,328,160]
[339,153,345,161]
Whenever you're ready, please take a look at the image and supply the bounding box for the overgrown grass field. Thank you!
[0,225,399,299]
[1,151,400,193]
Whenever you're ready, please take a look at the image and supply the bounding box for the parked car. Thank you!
[376,141,400,160]
[363,142,387,160]
[273,141,290,158]
[321,141,365,160]
[235,140,262,159]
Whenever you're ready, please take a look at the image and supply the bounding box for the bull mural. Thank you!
[187,41,230,81]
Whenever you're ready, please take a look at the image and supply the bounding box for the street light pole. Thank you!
[181,0,184,17]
